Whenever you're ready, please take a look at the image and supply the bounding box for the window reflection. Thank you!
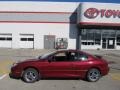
[117,31,120,46]
[81,29,101,45]
[81,29,120,48]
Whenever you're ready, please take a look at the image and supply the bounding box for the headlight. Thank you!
[12,61,21,67]
[12,62,18,67]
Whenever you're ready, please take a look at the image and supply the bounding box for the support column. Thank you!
[76,29,82,50]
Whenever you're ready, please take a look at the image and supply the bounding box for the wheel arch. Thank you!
[21,66,40,77]
[86,66,101,76]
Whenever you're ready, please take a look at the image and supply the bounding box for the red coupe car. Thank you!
[10,49,109,83]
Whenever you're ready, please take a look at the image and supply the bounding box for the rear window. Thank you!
[78,53,88,61]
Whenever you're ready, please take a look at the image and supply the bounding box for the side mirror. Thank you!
[94,55,102,59]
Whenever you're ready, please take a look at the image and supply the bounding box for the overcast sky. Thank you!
[0,0,120,4]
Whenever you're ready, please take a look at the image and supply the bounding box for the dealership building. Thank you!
[0,1,120,50]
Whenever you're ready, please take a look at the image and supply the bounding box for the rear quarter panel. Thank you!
[74,55,109,79]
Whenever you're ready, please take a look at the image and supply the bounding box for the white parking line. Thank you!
[0,74,8,80]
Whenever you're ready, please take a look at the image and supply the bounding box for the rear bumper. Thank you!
[101,67,109,76]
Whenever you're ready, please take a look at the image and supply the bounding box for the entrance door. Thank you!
[41,51,74,78]
[107,38,115,49]
[102,38,115,49]
[44,35,55,49]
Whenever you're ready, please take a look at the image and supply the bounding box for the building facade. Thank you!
[0,1,120,50]
[78,3,120,50]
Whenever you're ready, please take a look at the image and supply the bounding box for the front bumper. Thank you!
[9,66,22,79]
[9,72,20,79]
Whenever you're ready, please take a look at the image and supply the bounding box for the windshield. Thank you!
[39,51,56,59]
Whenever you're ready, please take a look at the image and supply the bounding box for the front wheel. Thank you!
[22,68,39,83]
[87,68,101,82]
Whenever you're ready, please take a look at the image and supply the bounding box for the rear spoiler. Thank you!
[94,55,102,59]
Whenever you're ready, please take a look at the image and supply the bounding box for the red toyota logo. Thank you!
[84,8,99,19]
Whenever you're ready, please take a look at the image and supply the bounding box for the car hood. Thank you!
[24,59,39,62]
[16,59,40,64]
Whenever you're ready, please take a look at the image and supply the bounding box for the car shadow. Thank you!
[41,78,80,80]
[9,73,87,82]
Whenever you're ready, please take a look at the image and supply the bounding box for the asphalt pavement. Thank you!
[83,49,120,72]
[0,49,120,90]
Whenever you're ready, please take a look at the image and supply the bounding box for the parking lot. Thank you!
[0,49,120,90]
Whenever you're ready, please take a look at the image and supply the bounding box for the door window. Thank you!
[50,51,88,62]
[64,51,88,61]
[53,52,68,62]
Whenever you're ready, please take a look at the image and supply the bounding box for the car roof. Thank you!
[56,49,93,56]
[56,49,82,53]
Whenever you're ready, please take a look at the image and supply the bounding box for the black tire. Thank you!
[87,68,101,82]
[22,68,39,83]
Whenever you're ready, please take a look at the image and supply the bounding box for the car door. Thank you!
[43,51,75,78]
[71,52,89,78]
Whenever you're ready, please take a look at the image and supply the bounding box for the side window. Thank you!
[50,51,88,62]
[78,53,88,61]
[68,52,78,61]
[53,52,67,62]
[64,52,88,61]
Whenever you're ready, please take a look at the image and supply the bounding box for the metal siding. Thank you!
[0,12,77,23]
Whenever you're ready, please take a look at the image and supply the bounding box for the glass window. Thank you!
[81,29,101,45]
[94,30,101,45]
[78,53,88,61]
[88,42,94,45]
[67,52,88,61]
[28,38,34,41]
[6,37,12,41]
[81,30,87,40]
[20,34,34,42]
[21,38,27,41]
[39,51,56,59]
[53,52,67,62]
[87,30,94,40]
[94,31,101,39]
[68,52,78,60]
[82,42,87,45]
[117,33,120,45]
[21,38,34,41]
[95,39,100,45]
[117,43,120,45]
[0,37,5,40]
[102,30,116,38]
[0,34,12,41]
[116,30,120,46]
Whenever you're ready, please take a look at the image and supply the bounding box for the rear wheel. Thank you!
[87,68,101,82]
[22,68,39,83]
